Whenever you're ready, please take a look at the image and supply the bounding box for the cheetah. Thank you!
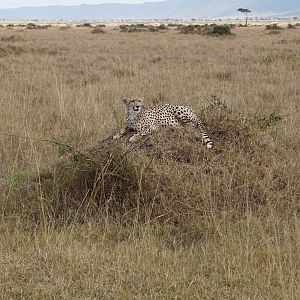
[113,96,213,149]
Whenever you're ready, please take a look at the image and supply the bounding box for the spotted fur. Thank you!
[113,96,213,149]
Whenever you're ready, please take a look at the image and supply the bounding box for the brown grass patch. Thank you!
[0,26,299,299]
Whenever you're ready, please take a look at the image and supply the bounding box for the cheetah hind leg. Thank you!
[195,121,213,149]
[188,117,213,149]
[201,132,213,149]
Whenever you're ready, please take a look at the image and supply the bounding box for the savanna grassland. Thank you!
[0,24,299,299]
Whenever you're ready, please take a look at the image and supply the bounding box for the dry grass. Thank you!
[0,25,299,299]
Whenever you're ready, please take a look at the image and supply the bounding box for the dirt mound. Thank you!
[4,102,299,232]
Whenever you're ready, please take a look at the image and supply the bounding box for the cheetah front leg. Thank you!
[113,128,126,140]
[128,126,155,143]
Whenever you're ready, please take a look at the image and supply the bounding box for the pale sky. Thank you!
[0,0,161,9]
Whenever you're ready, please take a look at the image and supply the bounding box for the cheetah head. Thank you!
[122,96,144,114]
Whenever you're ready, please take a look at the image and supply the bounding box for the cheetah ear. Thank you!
[122,97,130,104]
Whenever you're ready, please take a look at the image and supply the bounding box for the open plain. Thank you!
[0,24,299,299]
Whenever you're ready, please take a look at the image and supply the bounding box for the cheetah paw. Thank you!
[129,135,138,143]
[206,142,213,149]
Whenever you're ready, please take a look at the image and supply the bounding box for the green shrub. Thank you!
[179,24,232,36]
[26,23,36,29]
[120,24,143,32]
[209,25,232,35]
[7,171,27,188]
[157,24,168,30]
[178,24,196,34]
[128,26,144,33]
[254,111,284,130]
[119,24,129,31]
[287,24,297,29]
[120,24,166,33]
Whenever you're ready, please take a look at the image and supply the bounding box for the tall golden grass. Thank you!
[0,25,299,299]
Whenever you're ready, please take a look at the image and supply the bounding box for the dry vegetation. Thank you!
[0,25,299,299]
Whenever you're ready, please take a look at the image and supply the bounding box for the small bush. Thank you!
[178,24,196,34]
[167,23,177,27]
[178,24,232,36]
[287,24,297,29]
[7,171,27,189]
[254,110,284,130]
[59,25,71,30]
[26,23,51,30]
[40,25,51,29]
[119,24,128,31]
[128,26,144,33]
[92,27,105,34]
[119,24,166,33]
[95,24,106,28]
[147,25,159,32]
[157,24,168,30]
[209,25,232,35]
[266,24,283,30]
[26,23,36,29]
[120,24,143,32]
[76,23,92,28]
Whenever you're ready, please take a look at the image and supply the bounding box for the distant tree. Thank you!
[238,8,251,26]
